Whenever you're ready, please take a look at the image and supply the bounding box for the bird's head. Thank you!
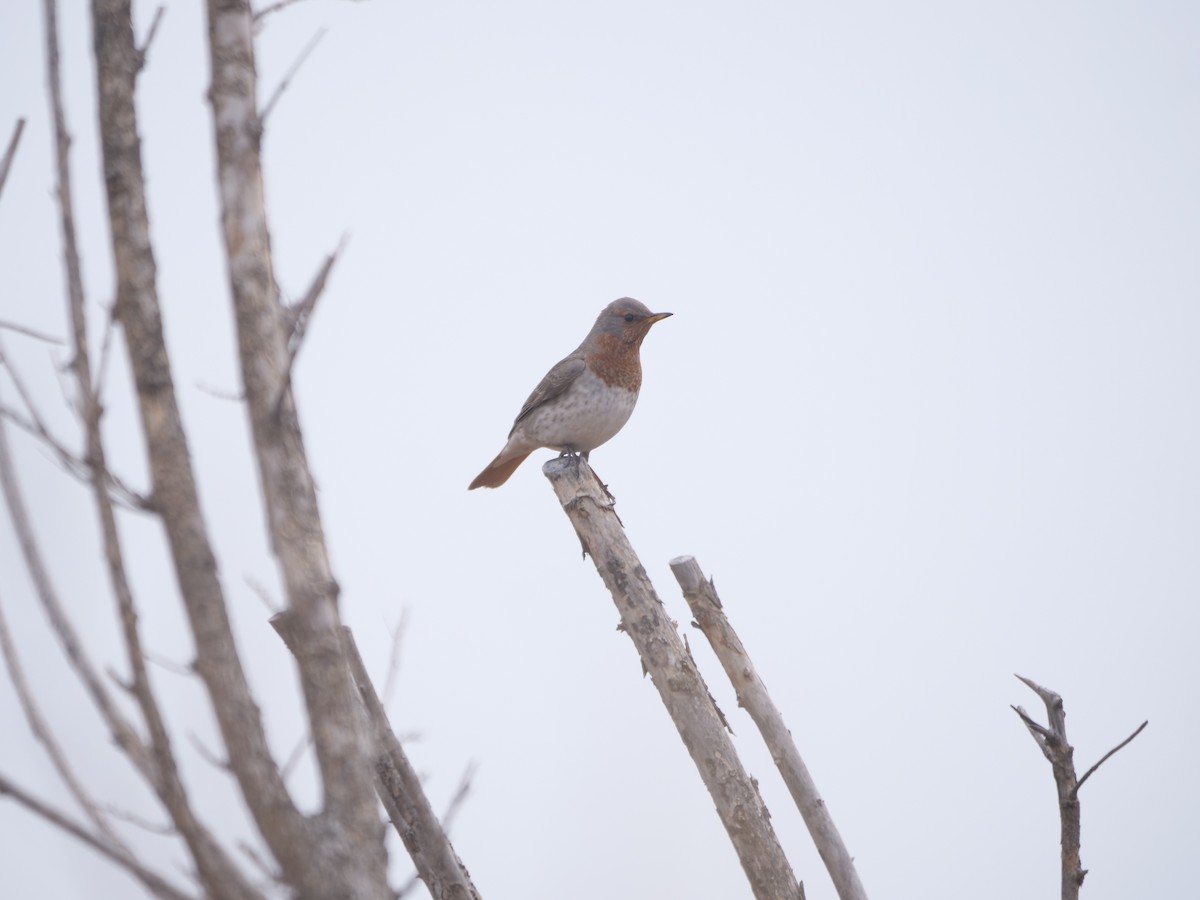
[593,298,673,345]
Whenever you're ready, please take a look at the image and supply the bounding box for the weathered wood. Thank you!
[204,0,387,894]
[670,555,869,900]
[1013,676,1145,900]
[543,456,803,900]
[271,613,482,900]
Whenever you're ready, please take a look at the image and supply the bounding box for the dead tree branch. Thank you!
[205,0,386,891]
[543,456,804,900]
[0,772,193,900]
[260,28,326,125]
[1075,720,1148,789]
[271,612,481,900]
[670,555,868,900]
[91,0,312,891]
[0,589,130,851]
[0,118,24,197]
[134,5,165,71]
[0,320,63,343]
[0,395,155,780]
[271,234,346,418]
[1012,675,1146,900]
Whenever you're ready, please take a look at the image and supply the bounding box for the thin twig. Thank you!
[94,301,118,402]
[0,590,131,851]
[259,29,326,125]
[134,5,166,71]
[101,804,176,836]
[441,762,476,834]
[0,772,192,900]
[382,607,409,708]
[1076,720,1148,792]
[195,381,245,402]
[270,234,347,418]
[0,376,149,512]
[280,733,311,783]
[0,118,25,198]
[141,652,195,679]
[252,0,306,26]
[245,576,280,615]
[0,320,64,344]
[188,733,230,771]
[0,389,155,782]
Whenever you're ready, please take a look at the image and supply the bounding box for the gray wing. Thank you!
[509,353,586,437]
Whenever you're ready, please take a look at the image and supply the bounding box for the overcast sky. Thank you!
[1,2,1197,898]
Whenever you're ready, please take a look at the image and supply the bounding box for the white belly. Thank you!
[515,367,639,453]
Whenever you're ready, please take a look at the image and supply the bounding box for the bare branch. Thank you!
[188,732,231,772]
[440,761,477,834]
[382,607,409,708]
[280,732,311,783]
[543,457,804,900]
[0,354,150,510]
[207,0,386,886]
[0,392,155,781]
[271,234,347,418]
[101,803,176,836]
[245,575,281,614]
[195,380,245,401]
[0,320,64,344]
[0,118,25,198]
[0,772,193,900]
[259,29,326,125]
[134,5,166,70]
[1076,720,1148,791]
[92,0,311,890]
[1013,676,1087,899]
[0,589,131,851]
[271,613,481,899]
[252,0,306,26]
[670,555,867,900]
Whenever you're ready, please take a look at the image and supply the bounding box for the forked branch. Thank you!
[670,555,867,900]
[543,456,803,900]
[1012,675,1146,900]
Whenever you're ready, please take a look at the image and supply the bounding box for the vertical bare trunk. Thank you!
[90,0,315,888]
[203,0,388,895]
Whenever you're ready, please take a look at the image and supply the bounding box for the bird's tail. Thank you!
[468,450,532,490]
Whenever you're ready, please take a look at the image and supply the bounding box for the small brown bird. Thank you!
[468,298,672,489]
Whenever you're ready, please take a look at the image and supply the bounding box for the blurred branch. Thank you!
[0,588,131,850]
[670,555,867,900]
[0,771,193,900]
[543,456,804,900]
[271,234,346,418]
[0,355,149,510]
[206,0,386,888]
[260,28,326,125]
[382,606,409,708]
[92,0,309,892]
[0,320,63,344]
[134,5,165,71]
[0,118,24,198]
[0,389,155,780]
[271,612,482,900]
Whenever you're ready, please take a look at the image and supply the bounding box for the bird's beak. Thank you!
[646,312,673,324]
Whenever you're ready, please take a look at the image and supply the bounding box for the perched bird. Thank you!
[468,298,672,489]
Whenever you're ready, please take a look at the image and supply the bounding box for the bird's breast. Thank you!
[515,366,639,453]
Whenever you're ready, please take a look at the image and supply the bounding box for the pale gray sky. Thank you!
[1,2,1197,898]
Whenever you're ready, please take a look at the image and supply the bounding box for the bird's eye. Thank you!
[623,313,636,322]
